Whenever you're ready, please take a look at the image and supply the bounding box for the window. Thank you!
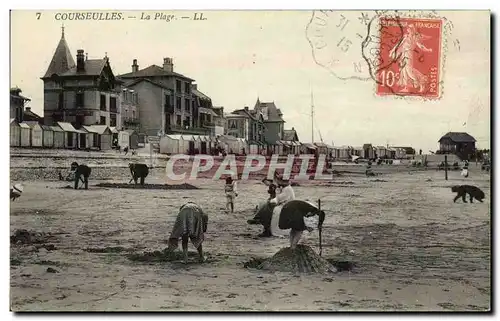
[110,97,117,112]
[184,116,191,128]
[110,114,117,127]
[100,116,106,125]
[176,97,181,110]
[124,108,128,117]
[132,110,135,119]
[76,92,84,108]
[176,80,182,92]
[176,115,181,126]
[58,92,64,110]
[184,98,190,112]
[164,94,171,113]
[100,94,106,111]
[185,82,190,94]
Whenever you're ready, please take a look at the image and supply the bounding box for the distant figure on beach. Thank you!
[166,202,208,264]
[70,162,91,190]
[224,176,238,213]
[461,160,469,178]
[123,146,129,156]
[128,163,149,185]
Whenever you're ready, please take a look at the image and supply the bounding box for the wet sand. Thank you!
[10,157,491,311]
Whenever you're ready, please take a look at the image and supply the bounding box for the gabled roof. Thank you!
[192,88,211,101]
[82,125,100,134]
[314,142,329,148]
[50,125,64,132]
[439,132,477,143]
[122,78,173,92]
[283,129,298,141]
[91,125,112,135]
[19,122,30,129]
[56,121,78,132]
[118,65,193,81]
[199,107,218,117]
[302,143,317,149]
[231,108,256,120]
[10,94,31,101]
[10,118,18,125]
[24,121,41,128]
[43,31,76,78]
[40,125,53,131]
[253,99,285,122]
[58,59,107,77]
[23,108,42,121]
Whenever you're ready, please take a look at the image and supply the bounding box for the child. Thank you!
[461,161,469,178]
[224,176,238,213]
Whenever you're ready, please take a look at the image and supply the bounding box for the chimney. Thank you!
[192,84,197,90]
[25,107,31,112]
[292,127,294,130]
[76,49,85,71]
[163,57,173,72]
[244,106,249,111]
[132,59,139,72]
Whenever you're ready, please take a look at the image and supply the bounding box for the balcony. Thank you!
[170,124,210,135]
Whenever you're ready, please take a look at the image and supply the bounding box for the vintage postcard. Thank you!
[9,9,490,312]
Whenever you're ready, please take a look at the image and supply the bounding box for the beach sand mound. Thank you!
[248,245,337,274]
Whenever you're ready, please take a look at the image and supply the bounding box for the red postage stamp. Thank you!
[376,17,443,98]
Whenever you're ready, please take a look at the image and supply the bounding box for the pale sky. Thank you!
[10,10,490,152]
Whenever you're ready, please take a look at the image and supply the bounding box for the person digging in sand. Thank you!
[166,202,208,264]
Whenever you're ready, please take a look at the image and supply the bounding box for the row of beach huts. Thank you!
[158,135,408,159]
[159,134,303,156]
[10,119,140,151]
[11,118,409,160]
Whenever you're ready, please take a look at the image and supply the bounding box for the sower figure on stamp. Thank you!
[166,202,208,264]
[389,24,433,93]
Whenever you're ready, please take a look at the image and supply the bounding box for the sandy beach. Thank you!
[9,151,491,311]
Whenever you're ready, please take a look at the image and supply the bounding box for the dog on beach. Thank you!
[451,185,485,203]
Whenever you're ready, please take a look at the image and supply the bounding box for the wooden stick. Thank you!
[318,198,323,256]
[445,155,448,180]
